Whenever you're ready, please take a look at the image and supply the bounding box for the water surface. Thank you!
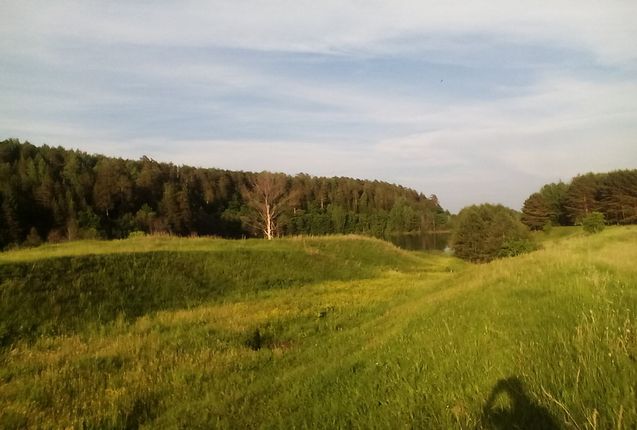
[387,232,450,251]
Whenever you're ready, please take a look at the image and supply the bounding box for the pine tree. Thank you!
[94,158,133,218]
[599,170,637,224]
[563,173,602,224]
[1,187,22,244]
[0,139,449,242]
[159,183,180,234]
[539,182,568,225]
[521,193,552,230]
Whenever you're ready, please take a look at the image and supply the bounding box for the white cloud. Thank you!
[370,75,637,210]
[1,1,636,212]
[2,1,636,65]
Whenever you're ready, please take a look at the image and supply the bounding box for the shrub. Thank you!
[245,328,263,350]
[452,204,533,263]
[47,229,66,243]
[80,227,101,240]
[497,238,537,258]
[24,227,42,247]
[582,211,605,233]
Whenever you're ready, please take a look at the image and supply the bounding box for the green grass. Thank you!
[0,235,443,346]
[531,225,582,244]
[0,228,636,429]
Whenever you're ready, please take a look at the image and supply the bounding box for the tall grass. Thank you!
[0,228,635,428]
[0,235,437,345]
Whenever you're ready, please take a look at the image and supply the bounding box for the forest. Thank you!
[0,139,449,248]
[521,170,637,230]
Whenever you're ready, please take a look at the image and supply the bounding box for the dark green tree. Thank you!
[1,187,21,244]
[563,173,602,224]
[521,193,552,230]
[582,211,605,233]
[93,158,133,218]
[452,204,533,263]
[599,170,637,224]
[0,139,448,247]
[24,226,42,247]
[136,156,165,206]
[538,182,568,225]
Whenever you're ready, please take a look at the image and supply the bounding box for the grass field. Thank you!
[0,228,636,429]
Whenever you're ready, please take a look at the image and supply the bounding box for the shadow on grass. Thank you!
[481,377,559,430]
[0,245,393,347]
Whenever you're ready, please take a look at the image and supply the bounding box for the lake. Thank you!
[386,232,451,251]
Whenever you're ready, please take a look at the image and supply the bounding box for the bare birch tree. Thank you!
[240,172,297,239]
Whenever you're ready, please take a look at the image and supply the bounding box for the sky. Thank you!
[1,1,636,212]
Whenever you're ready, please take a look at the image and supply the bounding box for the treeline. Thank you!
[0,139,448,248]
[521,170,637,230]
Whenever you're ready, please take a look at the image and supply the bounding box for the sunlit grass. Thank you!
[0,228,636,428]
[0,233,420,263]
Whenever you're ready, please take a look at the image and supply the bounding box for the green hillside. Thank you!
[1,228,636,428]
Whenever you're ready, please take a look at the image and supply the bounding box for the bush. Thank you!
[24,227,42,247]
[497,238,537,258]
[542,222,553,234]
[47,229,67,243]
[452,204,533,263]
[80,227,101,240]
[582,211,605,233]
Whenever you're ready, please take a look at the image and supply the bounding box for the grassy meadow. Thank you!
[0,228,636,428]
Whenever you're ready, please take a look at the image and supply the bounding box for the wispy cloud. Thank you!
[1,1,635,211]
[4,1,636,63]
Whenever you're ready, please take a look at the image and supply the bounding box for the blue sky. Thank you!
[1,1,636,212]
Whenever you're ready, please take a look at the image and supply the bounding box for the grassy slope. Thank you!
[0,228,636,429]
[0,235,440,345]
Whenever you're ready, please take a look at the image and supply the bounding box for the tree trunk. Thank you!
[265,200,273,240]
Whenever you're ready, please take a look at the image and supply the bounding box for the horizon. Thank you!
[2,1,636,212]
